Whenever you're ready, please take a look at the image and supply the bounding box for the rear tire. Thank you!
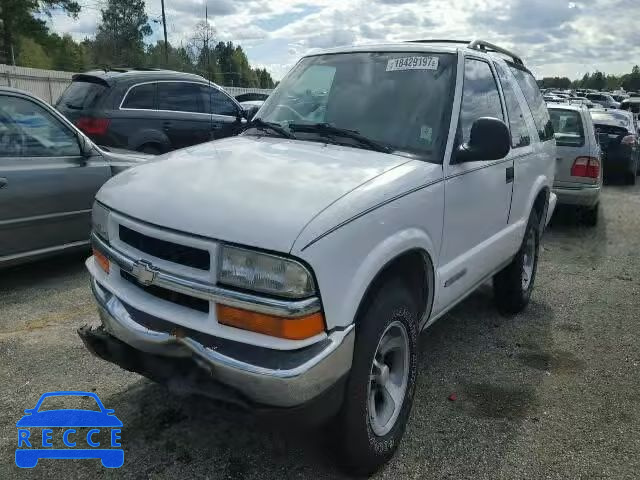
[628,172,637,185]
[493,209,540,314]
[335,280,419,476]
[582,203,599,227]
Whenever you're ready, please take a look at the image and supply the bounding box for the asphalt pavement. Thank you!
[0,182,639,479]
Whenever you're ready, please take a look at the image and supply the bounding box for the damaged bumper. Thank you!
[80,278,354,412]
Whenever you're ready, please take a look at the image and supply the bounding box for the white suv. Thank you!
[79,40,557,474]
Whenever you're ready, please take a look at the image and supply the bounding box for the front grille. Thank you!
[121,271,209,314]
[119,224,210,270]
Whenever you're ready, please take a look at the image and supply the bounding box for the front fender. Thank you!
[294,178,444,330]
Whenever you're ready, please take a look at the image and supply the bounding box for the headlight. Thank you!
[92,201,110,241]
[218,245,315,298]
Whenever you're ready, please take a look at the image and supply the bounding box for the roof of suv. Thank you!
[305,39,526,67]
[72,69,211,86]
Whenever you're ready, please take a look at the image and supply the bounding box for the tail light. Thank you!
[75,117,110,135]
[571,156,600,179]
[621,134,637,145]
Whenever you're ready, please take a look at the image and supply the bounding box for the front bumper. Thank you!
[552,184,600,207]
[81,277,354,410]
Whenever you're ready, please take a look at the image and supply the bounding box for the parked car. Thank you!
[0,87,148,268]
[586,92,620,109]
[78,40,556,475]
[548,104,602,225]
[56,68,247,154]
[590,109,639,182]
[620,97,640,124]
[567,97,597,109]
[612,93,629,103]
[238,100,264,120]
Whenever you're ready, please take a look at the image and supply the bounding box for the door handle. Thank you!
[505,166,514,184]
[162,121,171,131]
[0,177,7,189]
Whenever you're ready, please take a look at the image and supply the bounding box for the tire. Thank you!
[582,203,599,227]
[493,209,540,315]
[627,171,637,185]
[335,280,420,476]
[138,144,163,155]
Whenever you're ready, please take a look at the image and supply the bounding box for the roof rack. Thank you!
[406,39,524,66]
[406,39,472,45]
[467,40,524,66]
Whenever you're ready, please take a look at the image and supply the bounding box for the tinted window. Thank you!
[509,66,554,141]
[56,81,106,110]
[157,82,203,113]
[459,58,504,144]
[122,83,156,109]
[257,52,456,159]
[549,109,585,147]
[200,87,239,116]
[494,63,531,148]
[0,95,81,157]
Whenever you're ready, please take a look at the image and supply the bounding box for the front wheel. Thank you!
[493,209,540,314]
[335,280,419,476]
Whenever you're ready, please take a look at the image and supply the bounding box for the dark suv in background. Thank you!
[56,69,246,154]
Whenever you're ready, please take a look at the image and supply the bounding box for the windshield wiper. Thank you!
[288,122,392,153]
[245,118,295,139]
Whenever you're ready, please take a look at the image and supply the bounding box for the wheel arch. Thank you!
[353,246,436,330]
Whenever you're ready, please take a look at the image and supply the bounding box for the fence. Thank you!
[0,64,272,104]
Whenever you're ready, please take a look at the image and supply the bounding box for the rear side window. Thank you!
[509,66,554,142]
[494,63,531,148]
[122,83,156,109]
[459,58,504,144]
[157,82,203,113]
[57,81,106,110]
[549,109,585,147]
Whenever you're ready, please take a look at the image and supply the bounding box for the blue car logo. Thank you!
[15,391,123,468]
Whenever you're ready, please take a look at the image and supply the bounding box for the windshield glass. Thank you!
[56,81,106,110]
[37,395,101,412]
[254,51,456,160]
[549,109,585,147]
[591,111,632,129]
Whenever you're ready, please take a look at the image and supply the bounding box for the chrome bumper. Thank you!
[89,278,355,408]
[552,184,599,207]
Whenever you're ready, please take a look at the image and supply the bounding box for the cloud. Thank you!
[45,0,640,81]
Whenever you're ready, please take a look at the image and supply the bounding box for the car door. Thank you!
[156,81,212,149]
[0,92,111,261]
[202,85,243,140]
[436,56,513,312]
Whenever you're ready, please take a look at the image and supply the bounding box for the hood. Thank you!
[97,136,410,252]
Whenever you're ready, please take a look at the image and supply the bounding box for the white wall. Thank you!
[0,64,272,104]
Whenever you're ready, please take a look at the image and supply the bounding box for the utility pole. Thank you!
[161,0,168,65]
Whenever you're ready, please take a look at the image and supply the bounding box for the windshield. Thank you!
[254,51,456,160]
[549,109,585,147]
[37,395,101,412]
[56,81,106,110]
[591,111,632,129]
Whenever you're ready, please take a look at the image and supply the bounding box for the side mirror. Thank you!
[78,135,93,159]
[454,117,511,163]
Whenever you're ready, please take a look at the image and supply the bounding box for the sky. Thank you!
[46,0,640,81]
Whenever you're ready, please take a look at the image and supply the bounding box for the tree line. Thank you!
[0,0,275,89]
[538,66,640,92]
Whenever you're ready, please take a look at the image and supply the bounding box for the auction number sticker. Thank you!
[386,56,439,72]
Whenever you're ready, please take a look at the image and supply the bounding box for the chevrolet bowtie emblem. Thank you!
[130,260,157,286]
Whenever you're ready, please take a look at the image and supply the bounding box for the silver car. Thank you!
[548,103,602,226]
[0,87,148,268]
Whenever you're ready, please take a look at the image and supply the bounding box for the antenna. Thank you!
[205,2,213,137]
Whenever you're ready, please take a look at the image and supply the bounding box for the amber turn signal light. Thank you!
[216,304,325,340]
[93,248,110,273]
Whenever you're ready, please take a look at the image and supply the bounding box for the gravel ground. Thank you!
[1,183,639,479]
